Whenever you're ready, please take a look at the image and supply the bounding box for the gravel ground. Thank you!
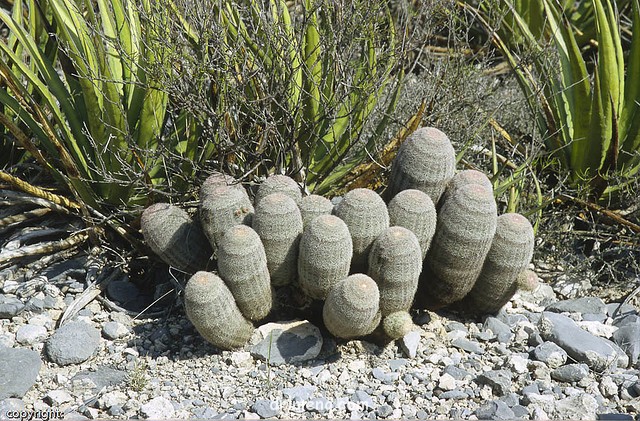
[0,251,639,420]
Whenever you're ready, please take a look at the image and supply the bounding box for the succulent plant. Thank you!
[387,189,436,259]
[368,226,422,315]
[252,193,304,286]
[382,311,415,340]
[516,269,539,292]
[184,271,254,350]
[333,188,389,273]
[254,174,302,205]
[438,169,493,209]
[200,171,247,197]
[141,203,212,273]
[199,184,254,249]
[323,274,381,339]
[217,225,273,320]
[420,183,497,309]
[298,215,353,300]
[460,213,535,314]
[299,194,334,228]
[386,127,456,205]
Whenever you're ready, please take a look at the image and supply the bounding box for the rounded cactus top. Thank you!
[255,192,300,216]
[255,174,302,204]
[305,214,352,242]
[218,225,262,254]
[337,188,386,211]
[184,271,225,305]
[388,189,435,215]
[443,170,493,200]
[333,274,380,311]
[397,127,456,175]
[516,269,539,292]
[372,226,421,259]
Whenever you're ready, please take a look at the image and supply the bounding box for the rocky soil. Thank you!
[0,251,639,420]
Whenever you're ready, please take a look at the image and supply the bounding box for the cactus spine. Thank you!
[368,227,422,315]
[333,188,389,273]
[254,174,302,205]
[141,203,211,273]
[217,225,273,320]
[184,271,254,350]
[252,193,303,286]
[298,215,353,300]
[420,183,497,309]
[299,194,334,228]
[387,189,436,259]
[323,274,381,339]
[386,127,456,204]
[439,169,493,208]
[382,311,415,340]
[200,184,254,249]
[461,213,535,314]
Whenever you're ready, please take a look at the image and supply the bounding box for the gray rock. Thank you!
[597,414,634,420]
[372,367,400,384]
[252,399,280,418]
[106,280,141,304]
[401,404,417,418]
[612,324,640,366]
[401,331,420,358]
[71,366,127,392]
[102,322,129,340]
[443,365,470,380]
[614,314,640,328]
[250,321,322,365]
[606,303,637,318]
[305,397,331,413]
[15,324,48,345]
[582,313,608,323]
[511,405,529,419]
[475,400,515,420]
[554,393,598,419]
[282,386,316,402]
[546,296,606,315]
[0,296,24,319]
[0,398,26,417]
[523,393,555,414]
[451,338,485,354]
[416,409,429,420]
[550,363,589,383]
[439,390,468,400]
[538,311,622,371]
[376,404,393,418]
[140,397,175,419]
[533,341,568,369]
[0,348,41,399]
[44,390,73,406]
[388,359,407,371]
[46,321,101,366]
[484,317,513,344]
[476,370,512,396]
[351,390,374,409]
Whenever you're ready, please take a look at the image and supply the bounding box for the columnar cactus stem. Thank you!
[420,183,497,309]
[299,194,334,228]
[141,203,211,273]
[387,189,437,259]
[368,227,422,315]
[386,127,456,204]
[298,215,353,300]
[252,193,304,286]
[333,188,389,273]
[460,213,535,314]
[439,169,493,208]
[254,174,302,205]
[217,225,273,321]
[199,184,254,249]
[382,311,415,340]
[184,271,254,350]
[323,274,381,339]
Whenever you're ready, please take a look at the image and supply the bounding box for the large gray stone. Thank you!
[250,320,322,365]
[533,341,567,369]
[252,399,280,418]
[0,296,24,319]
[546,297,606,315]
[0,348,41,399]
[475,400,515,420]
[475,370,512,396]
[554,393,598,419]
[551,363,589,383]
[46,321,101,366]
[612,324,640,367]
[538,312,623,371]
[72,366,127,392]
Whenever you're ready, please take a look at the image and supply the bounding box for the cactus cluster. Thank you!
[141,127,537,351]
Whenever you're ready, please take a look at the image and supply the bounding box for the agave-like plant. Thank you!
[472,0,640,201]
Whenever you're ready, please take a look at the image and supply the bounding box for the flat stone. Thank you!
[140,397,175,419]
[250,320,322,365]
[0,348,41,399]
[476,370,512,396]
[44,390,73,406]
[523,393,555,414]
[597,414,634,420]
[438,373,456,391]
[533,342,568,369]
[475,400,515,420]
[511,405,529,419]
[16,324,48,345]
[546,296,606,315]
[376,404,393,418]
[0,398,26,417]
[551,363,589,383]
[614,314,640,328]
[451,338,485,354]
[305,397,331,413]
[0,295,24,319]
[71,366,127,392]
[484,317,513,344]
[606,303,638,318]
[612,324,640,367]
[252,399,280,418]
[538,311,622,371]
[372,367,399,384]
[46,321,101,366]
[577,321,618,338]
[443,365,470,380]
[388,359,407,371]
[351,390,374,409]
[282,386,316,401]
[401,331,421,358]
[439,390,468,400]
[102,322,129,340]
[98,391,129,409]
[554,393,598,419]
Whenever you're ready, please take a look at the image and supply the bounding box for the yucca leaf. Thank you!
[619,0,640,169]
